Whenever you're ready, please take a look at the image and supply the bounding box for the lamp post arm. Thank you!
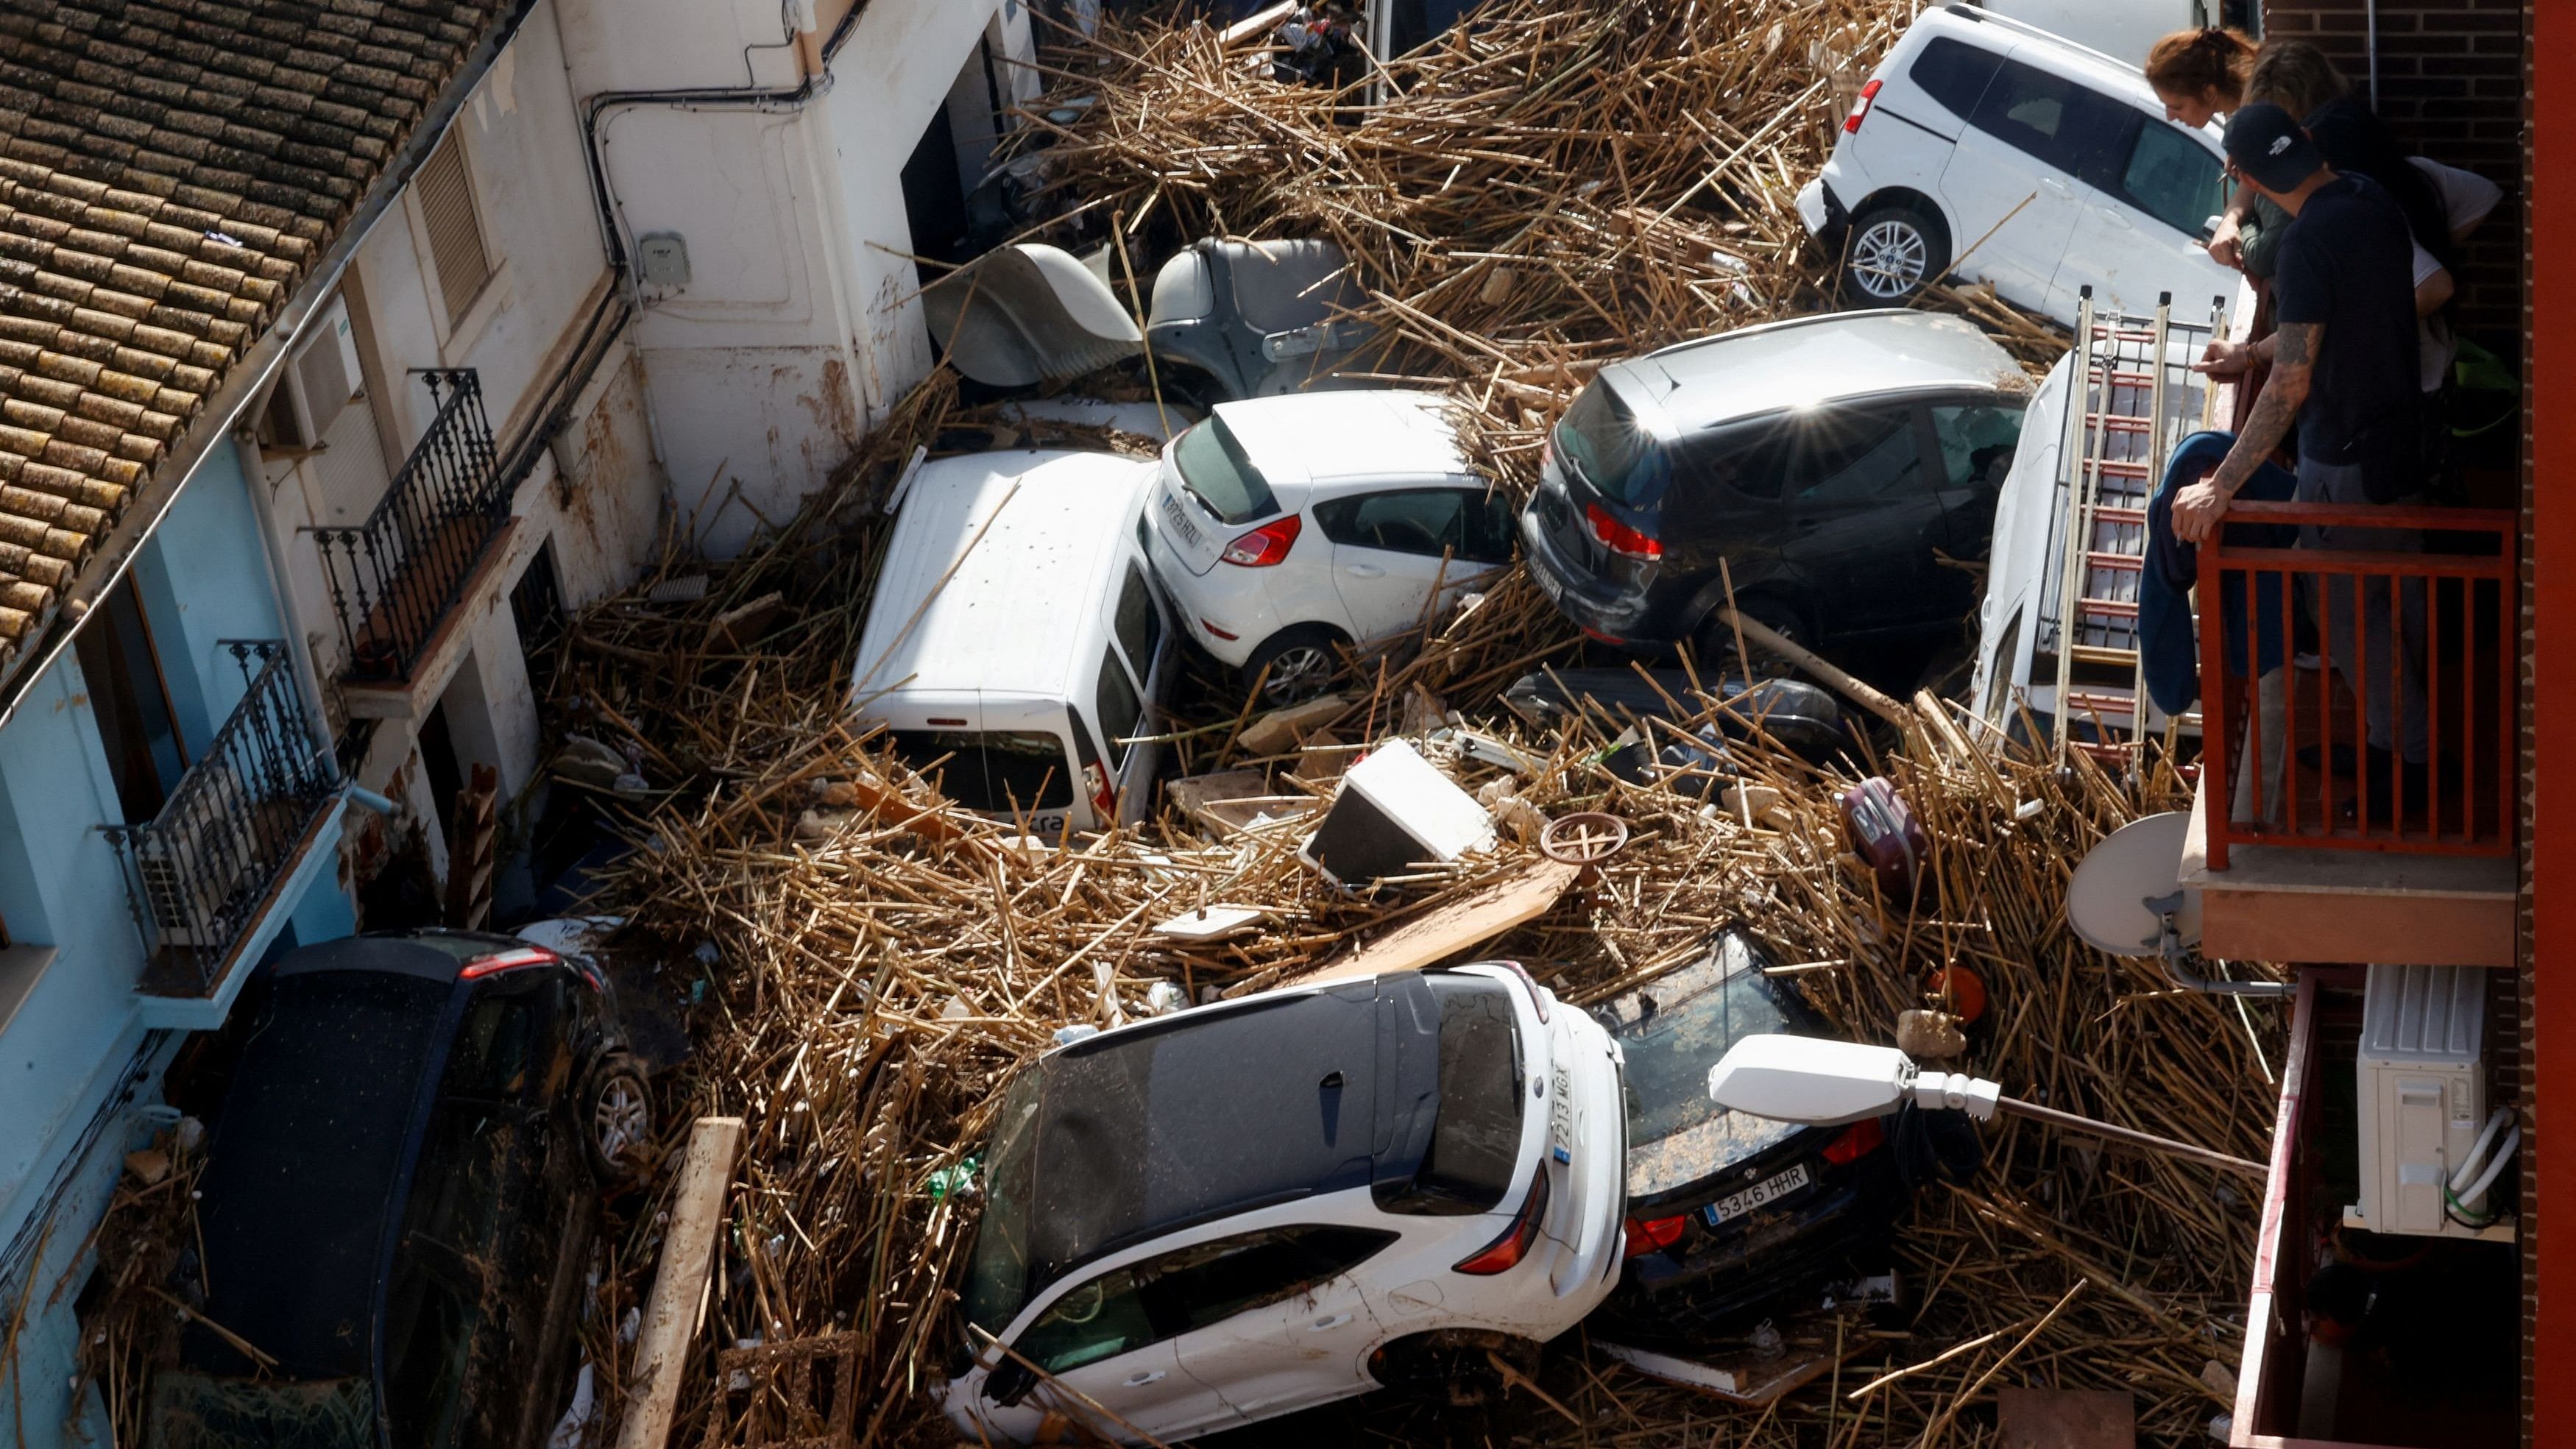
[1994,1094,2269,1180]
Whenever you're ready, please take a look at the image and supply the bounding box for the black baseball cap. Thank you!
[2224,102,2327,193]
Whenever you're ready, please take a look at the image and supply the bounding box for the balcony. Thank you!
[312,369,515,695]
[105,642,342,1005]
[2179,501,2519,967]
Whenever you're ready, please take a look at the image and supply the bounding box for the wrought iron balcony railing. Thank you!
[313,369,510,684]
[105,641,340,993]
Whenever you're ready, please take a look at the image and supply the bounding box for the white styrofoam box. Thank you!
[1297,740,1495,887]
[2352,963,2491,1237]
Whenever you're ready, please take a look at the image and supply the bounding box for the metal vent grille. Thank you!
[418,135,492,325]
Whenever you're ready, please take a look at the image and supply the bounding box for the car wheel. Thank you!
[1843,205,1947,303]
[1367,1332,1539,1408]
[583,1052,654,1186]
[1242,627,1345,707]
[1697,597,1813,674]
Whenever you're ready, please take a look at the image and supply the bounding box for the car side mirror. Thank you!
[986,1355,1038,1408]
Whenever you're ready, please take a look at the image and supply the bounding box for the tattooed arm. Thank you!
[2172,322,2318,544]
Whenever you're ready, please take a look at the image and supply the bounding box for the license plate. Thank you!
[1549,1060,1574,1159]
[1704,1163,1812,1225]
[1158,493,1204,550]
[1534,563,1563,603]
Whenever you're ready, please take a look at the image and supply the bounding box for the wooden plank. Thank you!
[1717,609,1908,728]
[616,1116,746,1449]
[1295,858,1579,985]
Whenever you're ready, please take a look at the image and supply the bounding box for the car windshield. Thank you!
[1554,383,1660,507]
[963,1069,1046,1335]
[886,729,1075,812]
[1591,932,1817,1201]
[1399,976,1526,1214]
[1172,414,1278,525]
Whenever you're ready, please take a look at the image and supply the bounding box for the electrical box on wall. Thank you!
[636,233,690,290]
[2348,964,2515,1241]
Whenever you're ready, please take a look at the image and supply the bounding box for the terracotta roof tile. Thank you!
[0,0,500,658]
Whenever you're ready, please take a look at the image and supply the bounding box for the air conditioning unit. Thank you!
[2346,964,2514,1241]
[263,294,364,450]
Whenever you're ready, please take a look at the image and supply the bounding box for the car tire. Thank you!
[1367,1332,1540,1408]
[1842,205,1947,304]
[1242,626,1345,707]
[1697,596,1813,674]
[581,1052,654,1187]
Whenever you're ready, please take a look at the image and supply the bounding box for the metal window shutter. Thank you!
[418,137,491,325]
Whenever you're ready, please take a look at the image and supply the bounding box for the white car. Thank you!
[849,449,1174,836]
[1139,392,1515,704]
[1797,5,2237,327]
[941,962,1627,1445]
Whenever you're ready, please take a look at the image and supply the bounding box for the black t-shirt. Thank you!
[2274,173,2421,471]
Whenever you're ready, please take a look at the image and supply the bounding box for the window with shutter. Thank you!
[417,135,493,325]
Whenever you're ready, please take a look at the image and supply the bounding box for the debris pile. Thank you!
[534,4,2285,1447]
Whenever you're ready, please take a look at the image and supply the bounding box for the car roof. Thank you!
[851,449,1152,703]
[1908,6,2223,140]
[1209,390,1471,489]
[191,967,456,1378]
[1014,974,1430,1285]
[268,928,532,982]
[1602,311,2023,437]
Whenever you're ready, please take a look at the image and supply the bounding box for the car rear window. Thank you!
[1554,383,1665,508]
[1389,977,1525,1214]
[1172,414,1278,525]
[1593,932,1816,1201]
[1908,35,2002,121]
[887,729,1075,812]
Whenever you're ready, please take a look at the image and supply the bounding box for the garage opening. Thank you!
[899,25,1013,280]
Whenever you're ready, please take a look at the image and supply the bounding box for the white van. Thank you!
[850,450,1175,837]
[1797,4,2237,328]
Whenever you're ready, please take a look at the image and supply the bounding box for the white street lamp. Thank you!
[1706,1035,2267,1180]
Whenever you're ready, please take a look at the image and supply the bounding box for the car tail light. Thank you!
[1585,503,1660,560]
[1220,514,1301,567]
[1083,763,1115,823]
[1492,960,1549,1022]
[1454,1170,1551,1275]
[1622,1214,1688,1258]
[1199,618,1240,642]
[1843,78,1883,134]
[460,946,559,981]
[1822,1116,1886,1166]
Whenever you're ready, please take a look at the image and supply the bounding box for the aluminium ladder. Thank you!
[2046,288,2228,757]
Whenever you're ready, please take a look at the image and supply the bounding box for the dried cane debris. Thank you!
[523,4,2285,1448]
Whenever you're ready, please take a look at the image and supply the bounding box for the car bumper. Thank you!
[1519,504,1666,647]
[1144,517,1262,669]
[1799,174,1849,247]
[1600,1153,1905,1340]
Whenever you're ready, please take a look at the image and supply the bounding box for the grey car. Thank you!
[1521,311,2029,658]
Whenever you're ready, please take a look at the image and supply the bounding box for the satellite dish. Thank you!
[2066,812,2201,957]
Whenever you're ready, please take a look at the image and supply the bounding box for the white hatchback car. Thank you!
[941,963,1626,1445]
[1797,5,2237,327]
[1140,392,1516,703]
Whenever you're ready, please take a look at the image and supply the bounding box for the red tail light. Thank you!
[1199,618,1240,642]
[1585,503,1661,560]
[1083,763,1116,823]
[1822,1116,1886,1166]
[1220,514,1301,567]
[1622,1214,1688,1258]
[1843,78,1883,134]
[1454,1170,1551,1275]
[459,946,558,981]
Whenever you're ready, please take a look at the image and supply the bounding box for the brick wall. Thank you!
[2256,0,2525,346]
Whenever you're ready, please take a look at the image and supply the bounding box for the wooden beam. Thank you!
[1295,858,1580,985]
[616,1116,746,1449]
[1716,608,1909,729]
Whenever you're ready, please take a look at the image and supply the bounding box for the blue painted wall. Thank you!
[0,451,355,1449]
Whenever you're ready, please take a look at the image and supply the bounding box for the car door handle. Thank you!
[2038,177,2072,199]
[2095,207,2133,230]
[1123,1369,1167,1386]
[1795,517,1821,532]
[1343,564,1385,578]
[1309,1313,1356,1331]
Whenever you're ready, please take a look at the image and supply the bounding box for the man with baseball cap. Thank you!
[2176,101,2429,816]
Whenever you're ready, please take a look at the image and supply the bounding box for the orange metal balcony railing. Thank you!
[2198,501,2518,871]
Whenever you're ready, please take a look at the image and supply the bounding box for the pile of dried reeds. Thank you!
[539,7,2282,1448]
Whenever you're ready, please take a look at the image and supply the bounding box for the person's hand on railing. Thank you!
[2172,477,2230,544]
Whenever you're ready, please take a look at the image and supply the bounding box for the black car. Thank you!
[1521,311,2027,659]
[1588,928,1908,1342]
[155,930,655,1449]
